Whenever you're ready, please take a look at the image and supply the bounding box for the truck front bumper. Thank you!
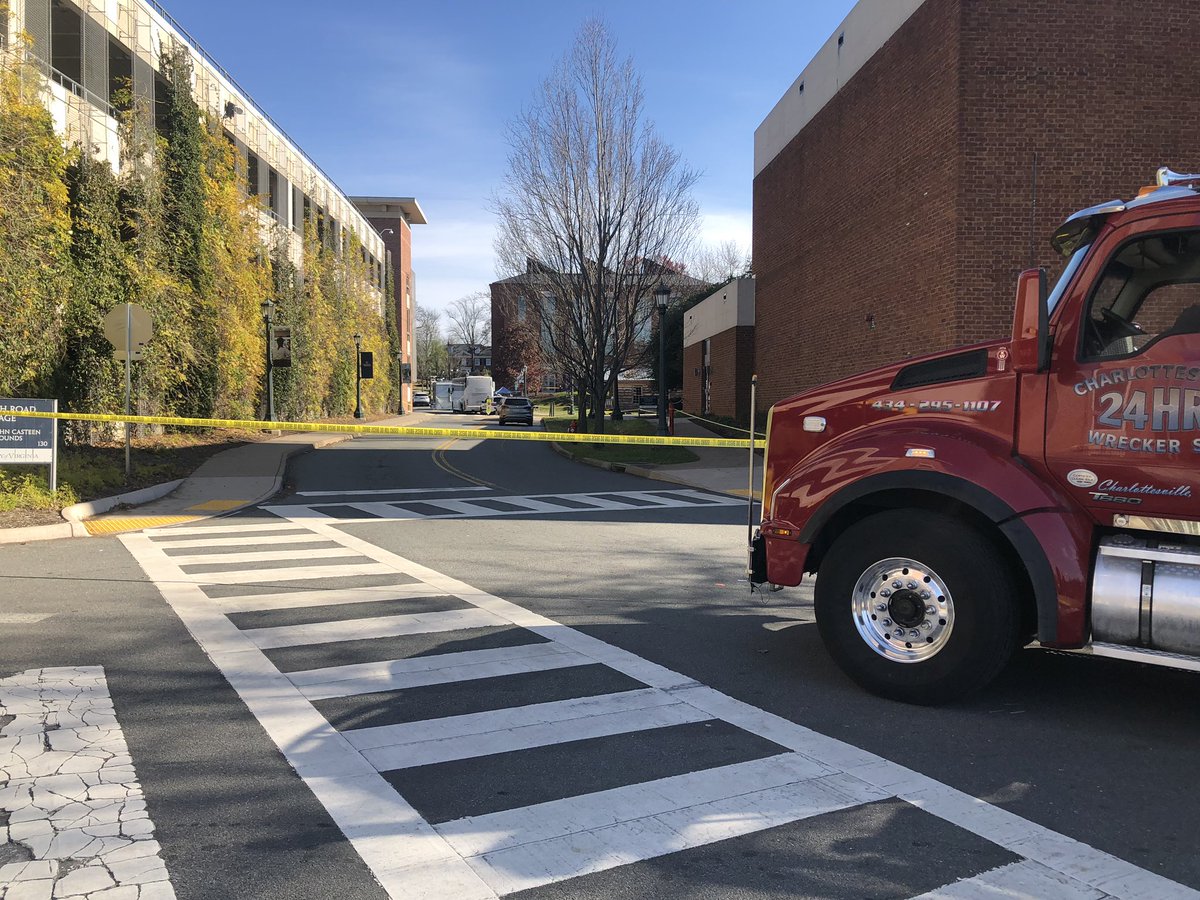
[752,526,810,587]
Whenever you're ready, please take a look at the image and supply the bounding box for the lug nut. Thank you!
[922,621,933,631]
[909,629,921,638]
[880,589,892,598]
[891,580,903,589]
[906,581,918,590]
[876,603,888,612]
[882,619,892,627]
[920,590,931,600]
[925,605,936,615]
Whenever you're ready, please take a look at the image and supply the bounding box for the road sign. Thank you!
[102,303,153,361]
[0,398,57,490]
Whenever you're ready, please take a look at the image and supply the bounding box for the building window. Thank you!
[108,37,132,111]
[50,0,82,86]
[247,152,259,196]
[267,167,278,218]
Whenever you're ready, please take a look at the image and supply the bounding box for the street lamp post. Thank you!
[353,332,364,419]
[260,299,275,422]
[655,283,670,436]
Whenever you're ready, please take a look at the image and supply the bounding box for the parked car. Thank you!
[497,396,534,426]
[413,390,431,408]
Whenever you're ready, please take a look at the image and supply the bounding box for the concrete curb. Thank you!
[0,521,79,544]
[62,479,185,523]
[218,432,353,516]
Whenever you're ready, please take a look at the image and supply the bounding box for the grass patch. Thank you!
[543,417,698,466]
[0,428,263,517]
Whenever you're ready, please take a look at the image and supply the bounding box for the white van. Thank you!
[459,375,495,413]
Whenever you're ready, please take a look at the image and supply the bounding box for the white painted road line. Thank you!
[168,546,359,566]
[292,643,595,701]
[243,607,507,650]
[147,521,308,537]
[119,517,1200,900]
[150,532,334,550]
[461,773,886,896]
[345,688,681,751]
[298,486,494,497]
[913,859,1108,900]
[435,751,835,857]
[175,562,395,585]
[213,583,451,615]
[261,489,744,524]
[361,700,713,771]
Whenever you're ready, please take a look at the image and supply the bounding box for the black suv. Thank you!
[497,397,534,426]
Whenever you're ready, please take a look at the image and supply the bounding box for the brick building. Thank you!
[682,277,755,425]
[753,0,1200,409]
[351,198,427,410]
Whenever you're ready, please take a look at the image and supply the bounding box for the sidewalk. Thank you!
[1,413,434,543]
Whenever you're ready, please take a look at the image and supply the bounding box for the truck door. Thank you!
[1046,218,1200,522]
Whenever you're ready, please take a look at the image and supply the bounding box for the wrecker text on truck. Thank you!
[751,167,1200,704]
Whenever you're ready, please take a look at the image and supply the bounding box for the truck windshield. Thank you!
[1047,244,1090,315]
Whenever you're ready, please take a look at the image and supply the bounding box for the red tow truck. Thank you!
[751,168,1200,704]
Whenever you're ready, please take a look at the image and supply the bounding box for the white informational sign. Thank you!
[0,398,58,490]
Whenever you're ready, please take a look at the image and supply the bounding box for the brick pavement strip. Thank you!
[0,667,175,900]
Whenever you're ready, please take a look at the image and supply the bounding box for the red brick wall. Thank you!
[955,0,1200,345]
[753,0,961,409]
[683,326,756,425]
[753,0,1200,410]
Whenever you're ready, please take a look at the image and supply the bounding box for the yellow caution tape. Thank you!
[15,410,766,450]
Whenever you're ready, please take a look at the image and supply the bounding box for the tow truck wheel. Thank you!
[814,509,1020,705]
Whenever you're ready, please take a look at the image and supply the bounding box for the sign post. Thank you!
[0,398,58,492]
[102,303,153,479]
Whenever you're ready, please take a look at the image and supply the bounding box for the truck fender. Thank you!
[789,466,1092,647]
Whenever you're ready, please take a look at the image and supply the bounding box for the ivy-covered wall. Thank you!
[0,40,393,437]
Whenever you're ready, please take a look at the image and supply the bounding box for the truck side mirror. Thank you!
[1010,267,1049,373]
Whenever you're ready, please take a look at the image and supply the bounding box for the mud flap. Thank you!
[749,530,768,584]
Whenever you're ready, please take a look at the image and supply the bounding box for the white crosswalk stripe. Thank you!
[260,488,743,524]
[118,512,1199,900]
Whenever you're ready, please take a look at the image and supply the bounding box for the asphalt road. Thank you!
[3,413,1199,899]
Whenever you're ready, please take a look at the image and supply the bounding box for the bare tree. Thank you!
[415,303,447,382]
[445,291,491,349]
[690,240,752,286]
[493,19,700,433]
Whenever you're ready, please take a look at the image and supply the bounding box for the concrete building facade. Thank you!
[753,0,1200,409]
[5,0,422,406]
[682,277,755,425]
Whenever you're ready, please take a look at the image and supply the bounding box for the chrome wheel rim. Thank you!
[851,557,954,663]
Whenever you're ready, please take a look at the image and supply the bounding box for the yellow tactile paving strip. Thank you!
[186,499,248,511]
[84,515,203,536]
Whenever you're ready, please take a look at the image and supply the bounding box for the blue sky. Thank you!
[167,0,854,316]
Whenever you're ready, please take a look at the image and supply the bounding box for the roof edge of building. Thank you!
[350,197,428,225]
[753,0,929,178]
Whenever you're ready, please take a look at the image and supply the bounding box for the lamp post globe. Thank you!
[261,299,275,422]
[654,283,670,436]
[353,332,364,419]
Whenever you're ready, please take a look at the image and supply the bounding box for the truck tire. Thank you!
[814,509,1020,704]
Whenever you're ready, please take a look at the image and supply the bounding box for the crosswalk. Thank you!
[117,514,1198,900]
[261,488,742,523]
